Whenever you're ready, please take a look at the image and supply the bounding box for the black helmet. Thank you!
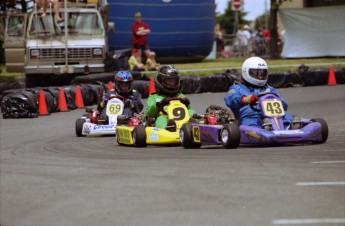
[115,71,133,96]
[155,65,180,96]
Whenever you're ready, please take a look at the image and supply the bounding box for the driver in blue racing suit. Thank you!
[96,71,144,118]
[224,56,295,129]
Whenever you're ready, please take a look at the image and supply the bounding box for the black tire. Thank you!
[221,123,241,149]
[75,118,85,137]
[133,125,147,147]
[311,118,328,143]
[180,123,202,149]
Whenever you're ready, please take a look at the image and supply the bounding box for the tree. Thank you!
[269,0,292,59]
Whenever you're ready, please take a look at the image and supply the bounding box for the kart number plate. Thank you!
[106,103,123,115]
[262,100,285,117]
[192,126,200,142]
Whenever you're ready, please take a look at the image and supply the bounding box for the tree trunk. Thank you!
[269,0,280,59]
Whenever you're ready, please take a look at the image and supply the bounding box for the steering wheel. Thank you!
[249,92,280,112]
[160,97,188,115]
[108,95,127,101]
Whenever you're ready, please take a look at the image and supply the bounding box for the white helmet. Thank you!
[242,57,268,87]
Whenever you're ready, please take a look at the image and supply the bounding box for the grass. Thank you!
[1,57,345,81]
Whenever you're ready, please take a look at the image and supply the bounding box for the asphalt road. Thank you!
[1,85,345,226]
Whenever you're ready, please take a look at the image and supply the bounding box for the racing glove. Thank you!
[181,98,190,107]
[241,95,259,105]
[156,98,169,108]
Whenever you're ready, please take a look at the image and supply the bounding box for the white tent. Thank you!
[279,5,345,58]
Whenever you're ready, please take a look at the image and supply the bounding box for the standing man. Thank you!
[131,12,151,58]
[236,25,251,57]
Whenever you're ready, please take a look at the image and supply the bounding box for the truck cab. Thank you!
[4,1,112,87]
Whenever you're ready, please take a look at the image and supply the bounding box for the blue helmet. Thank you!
[115,71,133,95]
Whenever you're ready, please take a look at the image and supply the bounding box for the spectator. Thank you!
[35,0,63,23]
[145,51,160,71]
[128,49,145,72]
[214,23,225,58]
[131,12,151,58]
[236,24,251,57]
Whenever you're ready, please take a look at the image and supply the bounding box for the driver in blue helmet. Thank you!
[224,56,297,129]
[96,71,144,117]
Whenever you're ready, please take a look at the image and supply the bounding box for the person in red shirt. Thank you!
[131,12,151,58]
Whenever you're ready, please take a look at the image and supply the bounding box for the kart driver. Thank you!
[145,65,196,130]
[96,71,144,117]
[224,56,296,129]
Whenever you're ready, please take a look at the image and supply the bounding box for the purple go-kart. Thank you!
[179,105,241,149]
[240,92,328,145]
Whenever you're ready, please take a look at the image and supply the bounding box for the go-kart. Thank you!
[179,105,241,149]
[75,95,127,137]
[239,92,328,145]
[116,97,191,147]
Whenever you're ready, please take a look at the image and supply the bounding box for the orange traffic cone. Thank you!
[149,77,156,95]
[108,81,113,91]
[38,90,50,115]
[75,85,84,109]
[58,87,69,112]
[328,65,337,85]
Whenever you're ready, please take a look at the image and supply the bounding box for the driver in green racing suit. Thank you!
[145,65,196,129]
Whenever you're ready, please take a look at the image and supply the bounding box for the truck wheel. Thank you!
[180,123,201,149]
[311,118,328,143]
[221,123,240,149]
[75,118,85,137]
[133,125,147,147]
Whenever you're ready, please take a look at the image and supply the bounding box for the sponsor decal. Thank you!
[149,132,159,141]
[94,125,115,130]
[153,128,161,131]
[84,125,90,135]
[272,130,304,135]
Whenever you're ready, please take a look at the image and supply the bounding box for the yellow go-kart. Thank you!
[116,97,191,147]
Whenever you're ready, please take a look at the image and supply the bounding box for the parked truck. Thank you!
[3,0,113,87]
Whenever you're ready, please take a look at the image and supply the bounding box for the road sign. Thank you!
[231,0,242,11]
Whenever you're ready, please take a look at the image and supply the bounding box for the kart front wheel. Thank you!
[311,118,328,143]
[75,118,86,137]
[180,123,202,149]
[133,125,147,147]
[221,123,240,149]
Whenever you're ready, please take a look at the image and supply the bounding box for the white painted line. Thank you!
[311,160,345,164]
[272,218,345,225]
[296,181,345,186]
[323,149,345,152]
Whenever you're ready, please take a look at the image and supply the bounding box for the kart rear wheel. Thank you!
[311,118,328,143]
[75,118,86,137]
[133,125,147,147]
[180,123,202,149]
[221,123,240,149]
